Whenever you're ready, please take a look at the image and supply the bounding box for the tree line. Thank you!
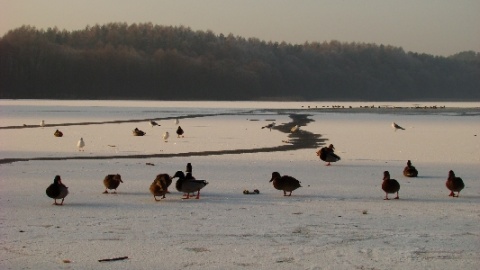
[1,22,479,100]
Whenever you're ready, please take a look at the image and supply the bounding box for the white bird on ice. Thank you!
[163,131,169,142]
[392,122,405,131]
[77,137,85,151]
[40,120,45,127]
[174,119,179,125]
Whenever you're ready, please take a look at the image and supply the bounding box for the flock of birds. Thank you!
[44,119,466,204]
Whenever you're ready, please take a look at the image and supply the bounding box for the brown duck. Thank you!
[103,174,123,194]
[132,128,146,136]
[269,172,301,196]
[46,175,69,205]
[403,160,418,177]
[54,129,63,137]
[149,173,172,201]
[381,171,400,200]
[446,170,465,197]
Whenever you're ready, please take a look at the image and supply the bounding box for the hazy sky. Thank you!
[1,0,479,56]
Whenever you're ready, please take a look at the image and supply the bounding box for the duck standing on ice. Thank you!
[173,171,208,199]
[103,174,123,194]
[176,126,184,138]
[46,175,69,205]
[446,170,464,197]
[77,137,85,151]
[316,144,341,166]
[392,122,405,131]
[381,171,400,200]
[149,173,172,201]
[269,172,301,196]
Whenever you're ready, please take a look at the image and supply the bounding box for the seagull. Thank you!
[261,122,275,131]
[174,119,179,125]
[290,125,300,133]
[77,138,85,151]
[163,131,169,142]
[176,126,184,138]
[392,122,405,131]
[150,120,160,127]
[40,120,45,127]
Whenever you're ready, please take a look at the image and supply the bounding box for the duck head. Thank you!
[407,160,412,166]
[448,170,455,178]
[270,172,281,182]
[173,171,185,179]
[383,171,390,180]
[328,144,334,149]
[54,175,62,184]
[115,174,123,183]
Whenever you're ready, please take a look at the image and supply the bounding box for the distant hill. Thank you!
[1,23,479,101]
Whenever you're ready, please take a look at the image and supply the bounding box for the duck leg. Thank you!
[195,190,200,199]
[384,193,390,200]
[326,162,331,166]
[448,191,455,197]
[103,190,109,194]
[394,192,399,199]
[283,191,287,196]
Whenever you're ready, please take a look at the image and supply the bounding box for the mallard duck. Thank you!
[133,128,146,136]
[403,160,418,177]
[77,137,85,151]
[103,174,123,194]
[446,170,465,197]
[46,175,69,205]
[173,171,208,199]
[269,172,301,196]
[392,122,405,131]
[176,126,184,138]
[54,129,63,137]
[382,171,400,200]
[316,144,341,166]
[149,174,172,201]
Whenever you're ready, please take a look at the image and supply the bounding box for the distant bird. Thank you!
[163,131,169,142]
[176,126,184,138]
[403,160,418,177]
[46,175,69,205]
[149,173,173,201]
[150,120,160,127]
[173,171,208,199]
[316,144,341,166]
[133,128,146,136]
[262,122,275,131]
[77,137,85,151]
[290,125,300,133]
[54,129,63,137]
[103,174,123,194]
[392,122,405,131]
[381,171,400,200]
[174,119,180,125]
[446,170,465,197]
[40,120,45,127]
[269,172,301,196]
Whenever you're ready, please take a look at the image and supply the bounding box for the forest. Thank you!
[1,22,479,101]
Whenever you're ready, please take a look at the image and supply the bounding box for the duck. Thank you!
[103,174,123,194]
[46,175,69,205]
[269,172,301,196]
[403,160,418,177]
[316,144,341,166]
[163,131,169,142]
[77,137,85,151]
[54,129,63,137]
[176,126,184,138]
[133,128,146,136]
[149,173,172,201]
[173,171,208,199]
[446,170,464,197]
[381,171,400,200]
[392,122,405,131]
[174,119,179,125]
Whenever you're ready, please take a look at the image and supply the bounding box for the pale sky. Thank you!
[1,0,479,56]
